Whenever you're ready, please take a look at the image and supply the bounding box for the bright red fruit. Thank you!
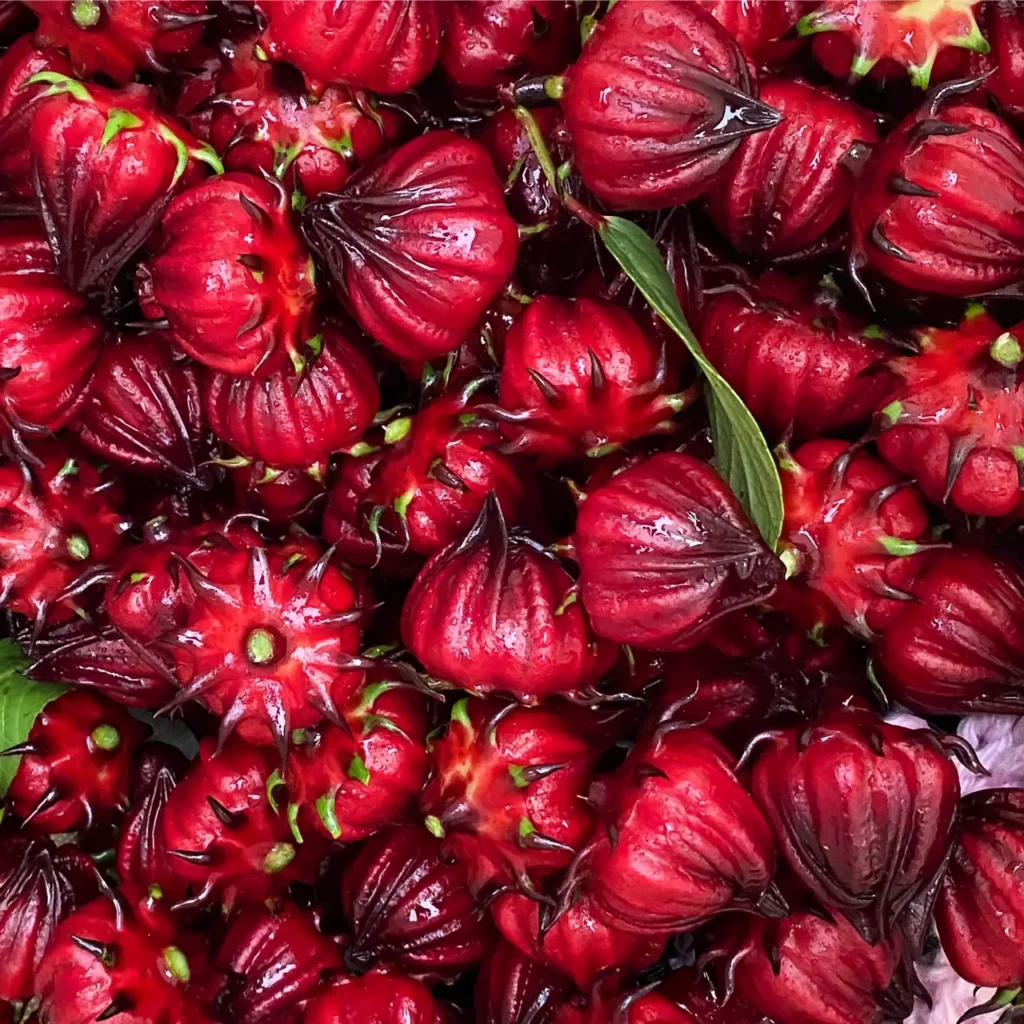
[0,38,72,202]
[342,825,490,980]
[475,940,570,1024]
[780,439,931,638]
[707,78,878,260]
[35,888,209,1024]
[303,131,518,362]
[203,320,378,469]
[0,220,105,439]
[554,983,699,1024]
[580,727,780,934]
[493,891,665,991]
[878,549,1024,715]
[159,737,294,910]
[574,452,783,650]
[210,903,341,1024]
[74,334,205,483]
[26,0,210,85]
[30,75,221,298]
[493,295,688,463]
[421,697,597,893]
[0,837,100,1001]
[697,0,811,64]
[972,1,1024,126]
[849,85,1024,299]
[5,689,146,833]
[402,496,609,703]
[748,706,967,943]
[304,971,450,1024]
[934,787,1024,987]
[559,0,782,211]
[136,172,318,377]
[159,536,369,750]
[256,1,445,96]
[285,675,430,843]
[326,386,534,565]
[0,440,128,629]
[875,308,1024,518]
[229,461,327,528]
[440,1,577,96]
[206,64,403,200]
[798,0,989,88]
[727,906,912,1024]
[699,273,894,444]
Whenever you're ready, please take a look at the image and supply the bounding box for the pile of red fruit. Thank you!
[3,1,1024,1022]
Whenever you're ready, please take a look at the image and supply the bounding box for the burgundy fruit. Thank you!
[304,971,451,1024]
[475,940,570,1024]
[303,131,518,363]
[559,0,782,211]
[574,451,784,650]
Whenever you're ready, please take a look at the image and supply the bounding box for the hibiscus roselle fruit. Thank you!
[4,4,1024,1023]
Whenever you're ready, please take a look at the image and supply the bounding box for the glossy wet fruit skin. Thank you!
[474,939,570,1024]
[302,130,519,363]
[707,77,878,260]
[255,0,446,97]
[934,787,1024,988]
[875,308,1024,519]
[303,970,451,1024]
[559,0,783,211]
[697,0,811,64]
[574,452,784,651]
[850,90,1024,299]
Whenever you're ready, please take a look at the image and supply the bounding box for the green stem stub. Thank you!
[163,946,191,984]
[72,0,101,28]
[263,842,296,874]
[90,724,121,752]
[246,628,277,665]
[425,814,445,839]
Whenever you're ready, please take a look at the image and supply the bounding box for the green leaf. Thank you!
[0,640,66,798]
[598,216,783,547]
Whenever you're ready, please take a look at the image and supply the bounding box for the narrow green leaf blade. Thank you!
[599,215,784,547]
[0,639,66,797]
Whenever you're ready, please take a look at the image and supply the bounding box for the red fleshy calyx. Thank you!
[284,673,431,844]
[934,787,1024,988]
[970,1,1024,126]
[558,0,782,211]
[157,536,370,751]
[849,85,1024,300]
[4,688,147,833]
[74,333,206,484]
[779,438,932,638]
[303,130,519,363]
[26,0,211,85]
[877,548,1024,715]
[35,886,211,1024]
[492,295,689,464]
[0,37,72,202]
[799,0,990,88]
[875,307,1024,518]
[697,0,812,65]
[29,74,221,299]
[492,890,665,992]
[706,77,878,260]
[255,1,446,97]
[203,319,379,469]
[136,171,318,377]
[553,979,700,1024]
[0,439,128,630]
[401,495,611,704]
[747,704,970,945]
[327,385,535,566]
[579,727,780,935]
[0,220,105,440]
[305,970,452,1024]
[206,63,404,201]
[440,1,578,98]
[475,939,570,1024]
[208,902,342,1024]
[723,904,914,1024]
[420,697,597,894]
[229,461,327,529]
[574,451,784,651]
[699,272,895,444]
[0,836,101,1002]
[342,825,491,980]
[116,743,191,903]
[158,737,296,910]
